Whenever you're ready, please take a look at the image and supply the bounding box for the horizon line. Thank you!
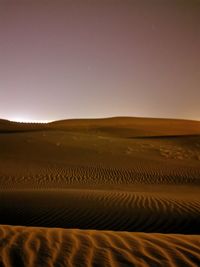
[1,115,199,124]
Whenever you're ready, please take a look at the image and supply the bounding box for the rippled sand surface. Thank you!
[0,225,200,267]
[0,117,200,266]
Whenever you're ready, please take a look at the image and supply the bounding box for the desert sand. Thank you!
[0,225,200,267]
[0,117,200,266]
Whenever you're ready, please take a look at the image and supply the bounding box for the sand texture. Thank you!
[0,117,200,266]
[0,225,200,267]
[0,189,200,234]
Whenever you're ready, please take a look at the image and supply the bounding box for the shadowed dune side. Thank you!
[0,119,48,133]
[0,225,200,267]
[0,190,200,234]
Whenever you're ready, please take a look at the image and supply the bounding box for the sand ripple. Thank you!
[1,164,200,189]
[0,225,200,267]
[1,190,200,234]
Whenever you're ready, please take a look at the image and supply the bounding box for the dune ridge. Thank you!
[0,225,200,267]
[1,117,200,137]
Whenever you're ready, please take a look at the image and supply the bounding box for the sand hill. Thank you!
[0,225,200,267]
[0,117,200,266]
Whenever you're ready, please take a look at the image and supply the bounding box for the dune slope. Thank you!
[1,117,200,137]
[0,225,200,267]
[0,117,200,266]
[0,189,200,234]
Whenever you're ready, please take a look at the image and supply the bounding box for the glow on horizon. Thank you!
[9,118,52,124]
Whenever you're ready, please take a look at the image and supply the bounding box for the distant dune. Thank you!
[0,117,200,266]
[0,225,200,267]
[50,117,200,137]
[1,117,200,137]
[0,117,200,189]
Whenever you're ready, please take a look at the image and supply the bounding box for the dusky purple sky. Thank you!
[0,0,200,122]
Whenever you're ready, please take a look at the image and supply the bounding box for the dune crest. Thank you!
[1,117,200,137]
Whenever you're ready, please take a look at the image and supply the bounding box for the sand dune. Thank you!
[0,189,200,234]
[0,225,200,267]
[0,126,200,189]
[1,117,200,137]
[50,117,200,137]
[0,117,200,266]
[1,163,200,189]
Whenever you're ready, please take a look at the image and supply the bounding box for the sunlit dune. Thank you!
[0,225,200,267]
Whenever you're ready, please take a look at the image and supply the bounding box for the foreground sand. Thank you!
[0,225,200,267]
[0,117,200,266]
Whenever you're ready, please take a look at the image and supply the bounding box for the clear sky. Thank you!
[0,0,200,122]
